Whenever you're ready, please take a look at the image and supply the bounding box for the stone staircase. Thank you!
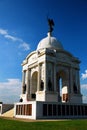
[1,108,14,117]
[0,104,14,117]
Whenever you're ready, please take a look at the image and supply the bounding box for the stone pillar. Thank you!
[22,70,26,94]
[77,70,80,94]
[29,69,32,96]
[26,69,29,94]
[65,69,69,97]
[37,64,41,91]
[54,63,56,91]
[66,69,70,93]
[28,69,31,95]
[69,67,73,94]
[26,69,30,101]
[44,61,47,91]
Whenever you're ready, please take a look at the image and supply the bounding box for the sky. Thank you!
[0,0,87,103]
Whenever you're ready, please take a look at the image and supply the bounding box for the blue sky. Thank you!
[0,0,87,103]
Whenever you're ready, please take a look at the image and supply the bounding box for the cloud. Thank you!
[0,78,21,88]
[0,29,8,35]
[4,34,21,42]
[0,28,30,51]
[0,79,22,103]
[81,70,87,80]
[82,95,87,103]
[19,42,30,51]
[81,84,87,90]
[81,84,87,103]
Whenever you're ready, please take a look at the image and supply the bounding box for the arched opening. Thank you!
[31,71,38,100]
[57,70,68,102]
[59,77,62,97]
[57,76,63,102]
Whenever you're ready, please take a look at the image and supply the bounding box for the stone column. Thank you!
[37,64,41,91]
[69,67,73,94]
[26,69,30,101]
[77,70,80,94]
[29,69,32,97]
[44,61,47,91]
[54,63,56,91]
[28,69,31,95]
[22,70,25,94]
[26,69,29,93]
[66,68,70,94]
[74,69,81,94]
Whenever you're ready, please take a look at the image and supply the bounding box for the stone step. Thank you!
[2,108,14,117]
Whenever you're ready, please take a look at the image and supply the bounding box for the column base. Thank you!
[69,93,82,103]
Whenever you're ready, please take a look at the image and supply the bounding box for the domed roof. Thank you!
[37,32,63,50]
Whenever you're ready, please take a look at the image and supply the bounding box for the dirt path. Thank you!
[0,116,67,122]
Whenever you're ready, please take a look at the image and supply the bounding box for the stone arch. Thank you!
[31,71,38,99]
[56,70,68,102]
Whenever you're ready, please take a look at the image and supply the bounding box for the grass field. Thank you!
[0,118,87,130]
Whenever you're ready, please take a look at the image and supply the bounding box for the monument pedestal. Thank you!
[36,91,58,102]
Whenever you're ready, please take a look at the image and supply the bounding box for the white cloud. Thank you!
[4,34,21,42]
[0,28,30,51]
[19,42,30,51]
[81,84,87,90]
[82,95,87,103]
[81,84,87,103]
[0,79,22,103]
[0,78,21,88]
[81,70,87,80]
[0,29,8,35]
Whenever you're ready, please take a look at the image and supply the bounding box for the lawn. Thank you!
[0,118,87,130]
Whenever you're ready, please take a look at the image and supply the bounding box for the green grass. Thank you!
[0,118,87,130]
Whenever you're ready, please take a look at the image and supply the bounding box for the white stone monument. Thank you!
[14,19,87,119]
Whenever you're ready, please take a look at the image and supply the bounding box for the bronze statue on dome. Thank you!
[48,18,54,33]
